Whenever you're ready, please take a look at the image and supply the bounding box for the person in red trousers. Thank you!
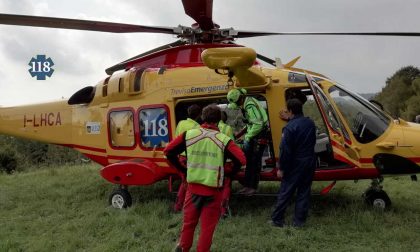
[164,104,246,252]
[173,104,202,212]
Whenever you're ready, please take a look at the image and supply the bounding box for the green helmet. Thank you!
[227,88,246,109]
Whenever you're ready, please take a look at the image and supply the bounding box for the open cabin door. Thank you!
[305,74,361,169]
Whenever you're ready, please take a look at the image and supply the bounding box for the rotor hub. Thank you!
[174,24,238,43]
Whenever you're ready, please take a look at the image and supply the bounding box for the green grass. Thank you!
[1,164,419,252]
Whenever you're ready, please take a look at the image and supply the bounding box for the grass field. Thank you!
[1,164,419,252]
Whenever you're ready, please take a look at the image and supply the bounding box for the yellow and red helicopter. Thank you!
[1,0,420,209]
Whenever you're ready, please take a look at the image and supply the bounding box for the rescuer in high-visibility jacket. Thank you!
[173,104,202,212]
[227,88,268,196]
[164,104,246,252]
[218,110,234,140]
[175,104,201,136]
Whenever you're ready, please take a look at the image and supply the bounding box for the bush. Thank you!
[0,135,85,172]
[0,149,18,174]
[44,144,85,166]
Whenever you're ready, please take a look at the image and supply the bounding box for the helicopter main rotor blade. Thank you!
[256,54,276,66]
[236,31,420,38]
[0,13,176,34]
[106,40,186,75]
[182,0,214,30]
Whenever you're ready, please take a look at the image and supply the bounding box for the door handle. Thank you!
[331,133,344,145]
[376,142,396,149]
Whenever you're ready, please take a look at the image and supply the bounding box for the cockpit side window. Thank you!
[313,87,351,141]
[328,86,390,144]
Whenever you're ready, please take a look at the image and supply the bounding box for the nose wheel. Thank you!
[363,178,391,210]
[109,186,132,209]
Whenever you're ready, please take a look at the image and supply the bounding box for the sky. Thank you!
[0,0,419,106]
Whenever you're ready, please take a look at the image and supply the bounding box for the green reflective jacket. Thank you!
[176,118,200,156]
[218,121,234,140]
[175,118,200,136]
[185,128,231,188]
[243,97,268,141]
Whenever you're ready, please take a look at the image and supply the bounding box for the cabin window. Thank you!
[286,88,329,134]
[310,87,351,141]
[285,88,350,170]
[109,110,135,148]
[288,72,323,83]
[139,107,170,149]
[328,86,390,144]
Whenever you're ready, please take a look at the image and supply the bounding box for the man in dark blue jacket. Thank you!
[271,98,316,227]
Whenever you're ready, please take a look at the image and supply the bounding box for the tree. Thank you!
[375,66,420,121]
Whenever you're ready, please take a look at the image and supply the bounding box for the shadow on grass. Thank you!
[311,192,363,216]
[228,188,366,217]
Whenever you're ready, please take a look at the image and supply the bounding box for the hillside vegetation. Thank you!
[374,66,420,121]
[1,164,420,251]
[0,135,83,173]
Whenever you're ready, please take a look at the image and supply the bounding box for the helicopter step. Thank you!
[100,158,167,186]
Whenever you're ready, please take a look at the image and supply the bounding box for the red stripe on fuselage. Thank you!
[359,158,373,163]
[80,152,169,166]
[60,144,106,153]
[314,167,380,181]
[409,157,420,163]
[359,157,420,164]
[107,155,167,163]
[333,152,358,167]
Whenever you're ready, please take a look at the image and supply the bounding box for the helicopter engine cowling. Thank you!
[201,47,267,87]
[201,47,256,69]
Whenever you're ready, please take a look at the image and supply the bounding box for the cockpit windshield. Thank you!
[328,86,390,144]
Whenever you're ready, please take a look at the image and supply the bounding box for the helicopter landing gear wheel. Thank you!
[364,189,391,210]
[109,187,132,209]
[363,178,391,210]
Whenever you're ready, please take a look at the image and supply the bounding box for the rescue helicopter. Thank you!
[1,0,420,210]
